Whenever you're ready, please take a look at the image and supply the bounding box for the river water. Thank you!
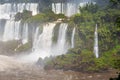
[0,55,118,80]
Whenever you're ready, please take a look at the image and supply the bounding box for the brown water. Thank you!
[0,67,118,80]
[0,55,119,80]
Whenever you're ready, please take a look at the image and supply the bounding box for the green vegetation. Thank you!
[15,9,67,24]
[16,42,32,52]
[79,3,99,14]
[15,10,32,21]
[13,0,120,72]
[45,45,120,72]
[45,0,120,72]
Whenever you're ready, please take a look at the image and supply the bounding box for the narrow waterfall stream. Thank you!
[22,23,28,44]
[94,24,99,58]
[71,27,76,48]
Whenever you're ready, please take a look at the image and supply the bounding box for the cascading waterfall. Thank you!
[3,21,29,43]
[52,2,78,17]
[32,27,40,51]
[66,3,78,17]
[71,27,76,48]
[18,23,72,63]
[0,2,77,63]
[0,3,39,19]
[52,3,64,14]
[53,23,69,55]
[22,23,28,44]
[3,20,21,41]
[0,19,4,40]
[19,23,56,62]
[94,24,99,58]
[14,21,21,40]
[0,3,39,42]
[52,0,96,17]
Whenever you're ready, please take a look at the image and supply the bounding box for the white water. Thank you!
[0,3,39,19]
[71,27,76,48]
[19,23,56,62]
[0,10,4,40]
[3,20,21,41]
[52,2,78,17]
[0,3,39,42]
[18,23,72,63]
[0,2,77,63]
[22,23,28,44]
[2,21,29,43]
[0,20,2,40]
[32,27,40,51]
[94,24,99,58]
[52,1,94,17]
[52,3,64,14]
[53,23,69,55]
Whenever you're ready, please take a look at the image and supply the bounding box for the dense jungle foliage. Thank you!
[44,0,120,72]
[13,0,120,72]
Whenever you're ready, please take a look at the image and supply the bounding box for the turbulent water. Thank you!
[94,24,99,58]
[18,23,72,62]
[0,55,116,80]
[0,1,118,80]
[0,1,76,62]
[0,1,95,62]
[0,1,99,63]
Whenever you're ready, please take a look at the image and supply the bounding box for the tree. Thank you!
[110,0,120,9]
[79,3,98,14]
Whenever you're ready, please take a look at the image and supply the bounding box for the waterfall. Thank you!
[66,3,77,17]
[52,0,96,17]
[0,3,39,19]
[53,23,69,55]
[52,2,78,17]
[3,20,14,41]
[94,24,99,58]
[18,23,71,62]
[22,23,28,44]
[3,20,21,41]
[52,3,63,14]
[0,20,2,40]
[0,3,39,42]
[0,19,5,41]
[71,27,76,48]
[19,23,56,62]
[14,21,21,40]
[2,21,29,43]
[32,27,40,51]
